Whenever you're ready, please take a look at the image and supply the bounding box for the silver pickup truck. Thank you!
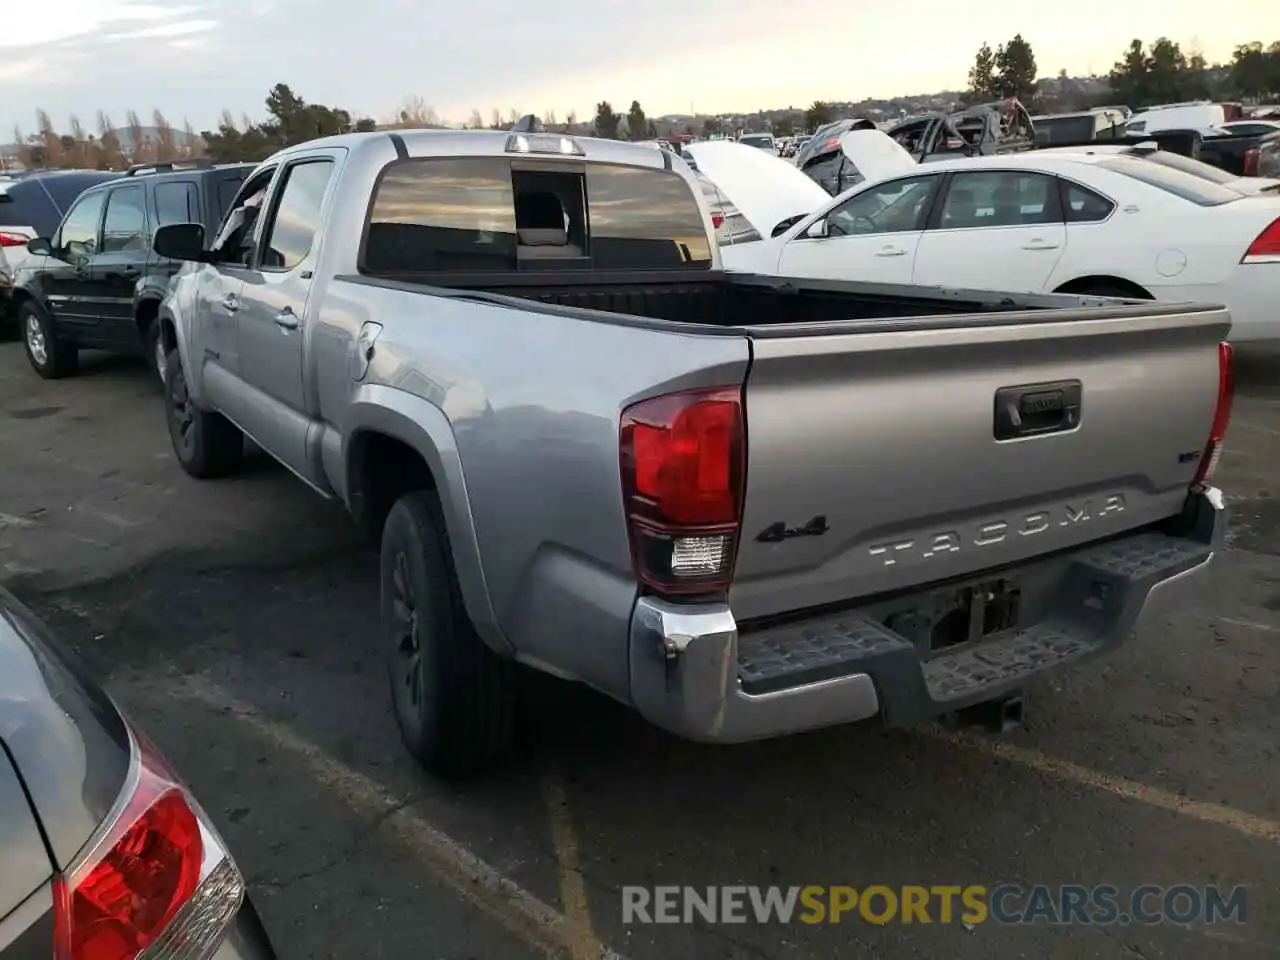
[152,129,1233,777]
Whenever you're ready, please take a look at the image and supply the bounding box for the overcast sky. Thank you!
[3,0,1276,137]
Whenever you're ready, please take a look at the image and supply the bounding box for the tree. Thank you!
[1230,41,1280,99]
[1184,45,1212,100]
[543,109,558,131]
[490,108,502,129]
[565,110,577,130]
[1109,39,1151,106]
[37,109,64,168]
[804,101,832,131]
[594,101,620,139]
[1145,37,1189,103]
[126,110,150,163]
[153,110,178,162]
[181,119,204,158]
[395,96,439,128]
[97,111,124,170]
[355,118,378,132]
[995,34,1038,100]
[773,115,795,137]
[66,115,91,168]
[467,109,484,129]
[626,100,647,140]
[968,42,998,99]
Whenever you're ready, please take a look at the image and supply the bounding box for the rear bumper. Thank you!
[628,488,1224,743]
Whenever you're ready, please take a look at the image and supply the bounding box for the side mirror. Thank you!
[25,237,53,257]
[771,214,807,238]
[153,223,208,262]
[804,219,830,239]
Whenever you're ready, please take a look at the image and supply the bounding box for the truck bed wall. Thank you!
[359,271,1049,328]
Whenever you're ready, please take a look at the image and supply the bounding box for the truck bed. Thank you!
[342,269,1132,331]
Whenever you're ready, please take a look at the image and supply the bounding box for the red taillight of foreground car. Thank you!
[620,386,746,596]
[0,231,28,247]
[1242,216,1280,262]
[1191,341,1234,489]
[53,729,245,960]
[710,212,725,229]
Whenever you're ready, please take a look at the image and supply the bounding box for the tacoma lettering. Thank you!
[868,495,1127,566]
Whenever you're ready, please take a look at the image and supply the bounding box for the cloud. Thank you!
[3,0,1279,140]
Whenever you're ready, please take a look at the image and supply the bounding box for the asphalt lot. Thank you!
[0,340,1276,960]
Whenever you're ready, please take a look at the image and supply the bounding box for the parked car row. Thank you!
[686,130,1280,341]
[5,160,253,381]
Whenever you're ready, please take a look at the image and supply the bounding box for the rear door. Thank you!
[0,741,54,931]
[776,173,942,284]
[730,304,1230,621]
[911,169,1067,292]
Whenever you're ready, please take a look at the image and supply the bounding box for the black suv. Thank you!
[11,160,254,381]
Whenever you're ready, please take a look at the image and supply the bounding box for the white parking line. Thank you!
[934,728,1280,843]
[177,677,627,960]
[544,773,616,960]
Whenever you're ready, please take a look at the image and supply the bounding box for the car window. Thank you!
[55,191,106,257]
[217,177,245,222]
[826,175,939,237]
[154,181,199,226]
[1096,157,1243,206]
[363,158,519,274]
[1061,180,1116,223]
[0,181,60,236]
[259,160,334,270]
[938,170,1059,228]
[1140,151,1238,185]
[100,185,148,254]
[584,164,713,268]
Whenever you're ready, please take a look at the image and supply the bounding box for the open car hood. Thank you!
[837,129,919,184]
[684,140,830,239]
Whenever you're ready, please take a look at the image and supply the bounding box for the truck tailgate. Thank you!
[730,304,1231,621]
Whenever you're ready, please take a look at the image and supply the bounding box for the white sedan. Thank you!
[693,139,1280,341]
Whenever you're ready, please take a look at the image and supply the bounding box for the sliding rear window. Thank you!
[1096,157,1243,206]
[360,157,712,275]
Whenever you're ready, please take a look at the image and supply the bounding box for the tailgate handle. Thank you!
[994,380,1082,441]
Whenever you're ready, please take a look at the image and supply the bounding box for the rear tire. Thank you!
[381,490,517,778]
[20,303,78,379]
[164,347,243,478]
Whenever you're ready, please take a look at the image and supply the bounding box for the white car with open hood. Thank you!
[692,137,1280,342]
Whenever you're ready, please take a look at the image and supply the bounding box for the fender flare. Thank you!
[345,385,509,654]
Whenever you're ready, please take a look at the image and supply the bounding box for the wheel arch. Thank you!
[1053,275,1155,299]
[345,386,509,654]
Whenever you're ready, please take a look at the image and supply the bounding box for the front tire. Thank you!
[164,347,243,478]
[20,303,78,379]
[381,490,517,778]
[145,321,168,387]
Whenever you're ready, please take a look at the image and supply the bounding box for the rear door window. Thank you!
[938,170,1060,228]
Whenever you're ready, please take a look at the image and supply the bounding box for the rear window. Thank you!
[0,180,61,235]
[1140,151,1238,185]
[1096,158,1243,206]
[361,157,712,275]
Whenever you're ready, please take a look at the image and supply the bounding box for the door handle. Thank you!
[220,293,240,312]
[876,246,908,257]
[273,307,299,330]
[120,266,140,277]
[1022,240,1060,251]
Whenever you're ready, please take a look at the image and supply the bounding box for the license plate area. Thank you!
[884,579,1022,657]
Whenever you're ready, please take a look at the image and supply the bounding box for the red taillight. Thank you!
[53,731,245,960]
[620,386,745,595]
[0,231,27,247]
[1243,216,1280,261]
[711,212,725,229]
[1242,147,1260,177]
[1191,341,1234,488]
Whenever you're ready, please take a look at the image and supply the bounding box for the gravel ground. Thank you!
[1,341,1276,960]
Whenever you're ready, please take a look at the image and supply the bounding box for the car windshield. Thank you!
[1097,157,1243,206]
[739,136,773,149]
[1033,116,1097,144]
